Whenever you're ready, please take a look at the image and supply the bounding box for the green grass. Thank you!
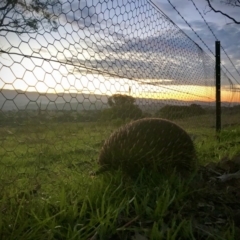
[0,115,240,239]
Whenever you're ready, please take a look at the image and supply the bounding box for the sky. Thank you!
[153,0,240,78]
[152,0,240,102]
[0,0,240,105]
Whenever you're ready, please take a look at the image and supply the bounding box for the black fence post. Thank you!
[216,41,221,133]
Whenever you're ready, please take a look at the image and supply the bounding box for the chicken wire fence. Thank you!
[0,0,239,191]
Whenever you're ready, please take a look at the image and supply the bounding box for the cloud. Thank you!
[58,0,100,29]
[151,0,240,84]
[66,32,215,87]
[49,0,237,87]
[182,20,240,83]
[62,0,217,87]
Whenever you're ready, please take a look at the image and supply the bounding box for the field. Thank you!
[0,113,240,239]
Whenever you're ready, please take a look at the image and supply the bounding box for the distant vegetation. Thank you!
[222,105,240,114]
[155,104,206,120]
[100,94,142,121]
[1,92,240,127]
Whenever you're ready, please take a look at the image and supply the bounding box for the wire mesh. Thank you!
[0,0,239,193]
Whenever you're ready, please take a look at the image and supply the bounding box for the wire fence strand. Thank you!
[0,0,239,192]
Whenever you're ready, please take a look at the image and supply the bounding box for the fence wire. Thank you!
[0,0,239,193]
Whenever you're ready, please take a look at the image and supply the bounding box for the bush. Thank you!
[100,94,143,121]
[111,118,124,127]
[155,104,205,120]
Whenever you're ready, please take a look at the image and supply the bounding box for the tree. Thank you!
[0,0,60,35]
[205,0,240,24]
[108,94,135,108]
[103,94,142,120]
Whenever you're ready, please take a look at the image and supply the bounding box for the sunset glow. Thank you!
[1,0,239,107]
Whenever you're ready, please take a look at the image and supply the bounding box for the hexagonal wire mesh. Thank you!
[0,0,239,194]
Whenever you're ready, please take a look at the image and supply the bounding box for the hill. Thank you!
[0,89,235,112]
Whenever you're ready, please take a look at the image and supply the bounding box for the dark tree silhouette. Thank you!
[106,94,142,120]
[0,0,60,34]
[108,94,135,107]
[205,0,240,24]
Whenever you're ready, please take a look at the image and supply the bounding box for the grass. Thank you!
[0,114,240,239]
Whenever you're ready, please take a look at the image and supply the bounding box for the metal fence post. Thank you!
[216,41,221,133]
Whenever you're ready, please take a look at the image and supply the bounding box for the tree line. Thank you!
[2,93,240,127]
[0,94,212,126]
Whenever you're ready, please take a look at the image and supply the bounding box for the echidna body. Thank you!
[98,118,197,177]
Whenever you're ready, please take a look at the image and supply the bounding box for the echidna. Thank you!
[98,118,197,177]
